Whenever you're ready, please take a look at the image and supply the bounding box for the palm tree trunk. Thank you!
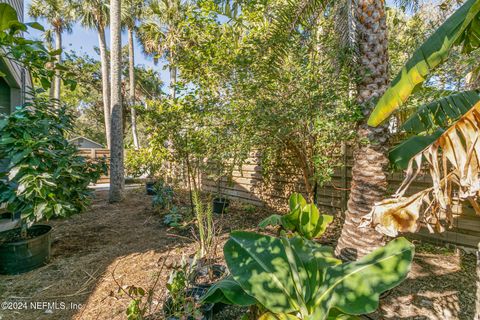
[98,25,111,149]
[335,0,389,261]
[109,0,124,203]
[128,27,140,149]
[53,28,62,102]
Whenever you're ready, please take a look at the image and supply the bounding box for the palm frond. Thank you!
[368,0,480,127]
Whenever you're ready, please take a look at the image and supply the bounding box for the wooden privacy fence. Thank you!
[201,148,480,248]
[78,148,110,184]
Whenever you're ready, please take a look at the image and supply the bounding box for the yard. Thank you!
[0,188,477,320]
[1,0,480,319]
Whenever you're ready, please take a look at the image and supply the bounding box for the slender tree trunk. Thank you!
[109,0,124,203]
[53,28,62,102]
[98,25,111,149]
[128,27,140,149]
[335,0,389,261]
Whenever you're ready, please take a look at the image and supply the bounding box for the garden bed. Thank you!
[0,188,476,319]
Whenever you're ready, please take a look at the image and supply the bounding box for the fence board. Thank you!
[200,148,480,248]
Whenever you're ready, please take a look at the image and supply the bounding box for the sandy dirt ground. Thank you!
[0,187,476,320]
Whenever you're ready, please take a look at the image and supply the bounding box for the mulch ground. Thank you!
[0,187,476,320]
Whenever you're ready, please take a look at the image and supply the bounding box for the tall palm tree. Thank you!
[74,0,112,149]
[109,0,124,202]
[122,0,143,149]
[333,0,391,260]
[29,0,75,102]
[137,0,186,99]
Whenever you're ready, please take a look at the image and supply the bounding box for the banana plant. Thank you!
[202,231,414,320]
[258,193,333,240]
[363,0,480,236]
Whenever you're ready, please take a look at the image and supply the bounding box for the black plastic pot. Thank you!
[212,198,230,214]
[163,286,214,320]
[146,181,156,195]
[0,224,52,275]
[191,264,228,289]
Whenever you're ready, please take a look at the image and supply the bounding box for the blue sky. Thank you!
[23,0,171,85]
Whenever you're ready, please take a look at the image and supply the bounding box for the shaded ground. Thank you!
[0,188,476,319]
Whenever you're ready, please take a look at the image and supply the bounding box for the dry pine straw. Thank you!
[0,188,476,320]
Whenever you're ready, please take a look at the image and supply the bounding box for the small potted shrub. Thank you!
[0,97,106,274]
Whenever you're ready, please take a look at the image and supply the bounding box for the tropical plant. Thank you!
[73,0,112,148]
[0,95,106,228]
[137,0,188,98]
[28,0,76,101]
[363,0,480,237]
[202,231,414,320]
[259,193,333,240]
[109,0,124,203]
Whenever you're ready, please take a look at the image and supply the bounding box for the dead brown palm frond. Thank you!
[363,100,480,236]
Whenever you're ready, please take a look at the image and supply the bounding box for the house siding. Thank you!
[0,0,29,113]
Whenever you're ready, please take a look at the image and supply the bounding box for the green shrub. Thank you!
[152,180,174,210]
[0,96,107,225]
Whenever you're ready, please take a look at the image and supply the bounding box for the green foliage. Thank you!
[125,147,167,179]
[152,180,174,210]
[203,232,414,320]
[259,193,333,240]
[193,191,215,259]
[369,0,480,126]
[0,4,73,91]
[401,90,480,133]
[0,95,106,225]
[164,258,203,319]
[124,285,146,320]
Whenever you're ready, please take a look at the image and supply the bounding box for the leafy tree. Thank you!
[137,0,189,98]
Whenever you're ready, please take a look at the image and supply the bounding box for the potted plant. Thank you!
[0,97,106,274]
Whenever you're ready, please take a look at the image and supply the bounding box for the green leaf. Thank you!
[202,275,257,306]
[311,237,414,319]
[25,21,44,31]
[389,129,444,169]
[298,204,333,239]
[0,4,19,32]
[224,231,306,314]
[368,0,480,126]
[289,193,307,211]
[259,214,285,229]
[401,90,480,133]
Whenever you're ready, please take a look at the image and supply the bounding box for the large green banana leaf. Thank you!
[368,0,480,127]
[310,237,414,319]
[389,90,480,169]
[204,231,413,319]
[401,90,480,133]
